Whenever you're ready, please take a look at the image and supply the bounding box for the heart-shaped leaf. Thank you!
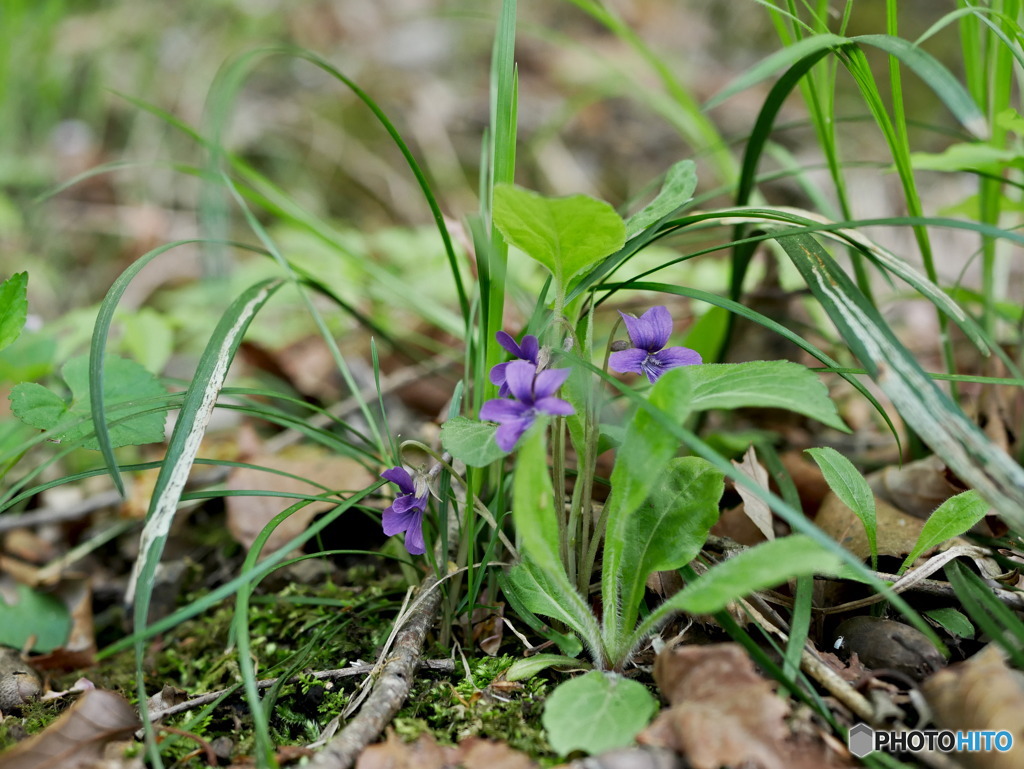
[493,184,625,286]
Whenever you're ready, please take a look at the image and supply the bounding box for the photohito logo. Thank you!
[848,724,1014,758]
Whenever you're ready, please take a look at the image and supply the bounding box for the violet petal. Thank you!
[536,396,575,417]
[609,348,648,375]
[495,417,534,451]
[504,360,538,403]
[533,367,571,399]
[381,466,414,494]
[480,398,529,422]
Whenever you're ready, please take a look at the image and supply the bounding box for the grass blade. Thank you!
[776,232,1024,532]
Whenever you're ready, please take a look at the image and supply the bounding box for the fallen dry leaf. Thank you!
[640,643,852,769]
[354,729,539,769]
[226,443,374,555]
[922,644,1024,769]
[0,688,140,769]
[731,446,775,541]
[815,491,924,561]
[867,455,961,520]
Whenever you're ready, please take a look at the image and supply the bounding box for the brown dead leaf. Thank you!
[226,443,374,555]
[457,736,539,769]
[709,506,768,547]
[817,650,868,684]
[640,643,852,769]
[355,730,450,769]
[472,604,505,656]
[867,455,961,520]
[731,446,774,541]
[815,491,925,561]
[922,645,1024,769]
[0,688,140,769]
[354,729,539,769]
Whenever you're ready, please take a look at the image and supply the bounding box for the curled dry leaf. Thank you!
[639,643,853,769]
[731,445,775,541]
[226,444,374,555]
[867,455,961,520]
[0,688,140,769]
[923,644,1024,769]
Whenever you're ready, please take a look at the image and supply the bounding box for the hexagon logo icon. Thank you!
[848,723,875,758]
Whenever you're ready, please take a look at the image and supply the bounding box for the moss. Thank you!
[391,655,556,761]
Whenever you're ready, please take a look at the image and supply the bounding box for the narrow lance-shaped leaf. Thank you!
[492,184,626,287]
[635,536,841,643]
[806,447,877,568]
[777,232,1024,532]
[615,457,723,649]
[500,560,601,663]
[601,367,692,649]
[900,490,989,574]
[512,424,562,577]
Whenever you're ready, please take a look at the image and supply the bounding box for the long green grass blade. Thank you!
[89,240,267,496]
[776,232,1024,532]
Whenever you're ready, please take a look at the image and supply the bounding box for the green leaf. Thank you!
[925,608,974,639]
[806,447,877,567]
[602,367,693,649]
[9,354,167,449]
[909,143,1020,174]
[625,160,697,239]
[681,361,848,432]
[0,272,28,352]
[501,560,598,660]
[616,457,723,640]
[492,184,626,286]
[0,584,71,653]
[652,535,841,619]
[512,425,561,577]
[900,490,989,573]
[505,654,590,682]
[121,308,174,373]
[542,671,657,756]
[440,416,509,467]
[0,331,56,382]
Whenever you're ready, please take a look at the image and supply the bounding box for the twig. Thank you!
[308,569,449,769]
[145,659,456,723]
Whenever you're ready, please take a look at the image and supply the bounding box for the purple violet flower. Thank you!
[609,306,702,384]
[380,466,428,555]
[480,360,574,451]
[490,331,540,397]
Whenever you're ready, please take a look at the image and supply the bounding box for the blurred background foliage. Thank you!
[0,0,1007,386]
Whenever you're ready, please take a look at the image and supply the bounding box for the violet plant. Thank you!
[382,172,851,748]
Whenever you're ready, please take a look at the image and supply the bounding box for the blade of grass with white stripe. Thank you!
[776,232,1024,532]
[130,278,282,766]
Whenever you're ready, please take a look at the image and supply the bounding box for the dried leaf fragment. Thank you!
[0,688,140,769]
[731,446,775,541]
[923,645,1024,769]
[640,643,852,769]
